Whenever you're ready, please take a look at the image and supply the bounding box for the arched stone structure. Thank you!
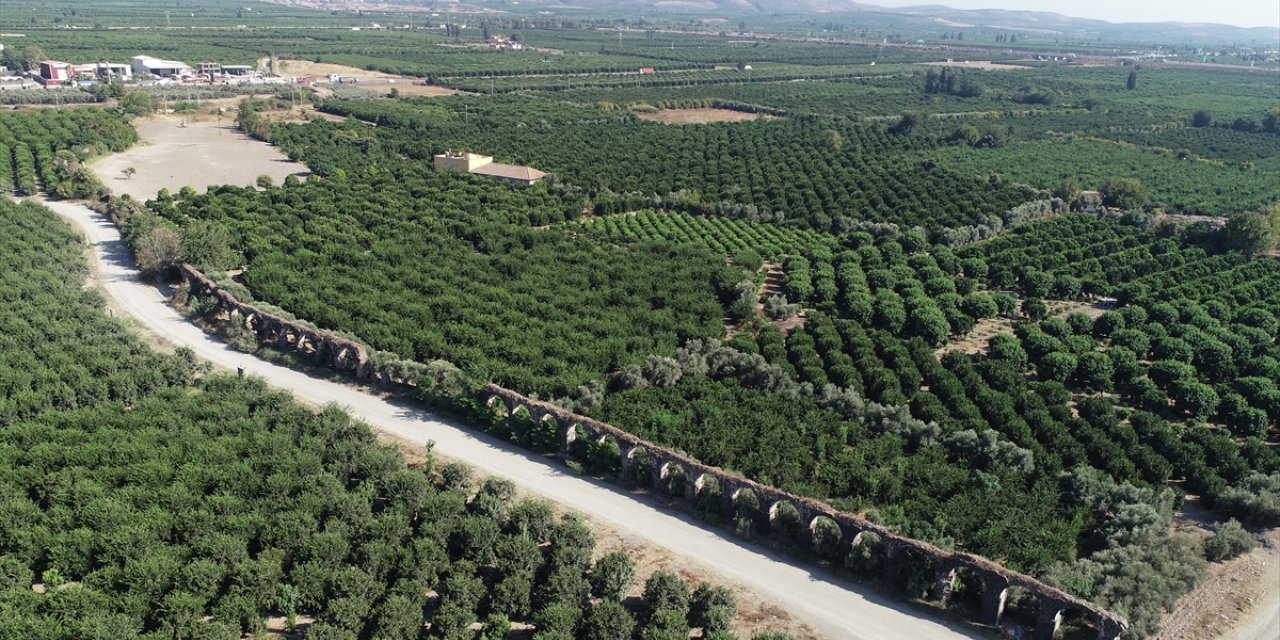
[473,384,1127,640]
[179,264,371,381]
[1000,585,1041,632]
[882,540,937,599]
[768,500,803,542]
[809,514,843,560]
[531,413,560,453]
[692,474,724,521]
[564,423,594,459]
[1044,604,1095,640]
[731,487,761,531]
[485,395,509,417]
[845,529,885,577]
[932,561,986,614]
[622,445,655,488]
[585,434,622,475]
[658,461,688,499]
[175,264,1127,640]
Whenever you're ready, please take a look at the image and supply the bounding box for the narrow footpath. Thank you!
[43,197,984,640]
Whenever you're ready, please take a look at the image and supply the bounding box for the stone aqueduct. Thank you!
[180,264,1127,640]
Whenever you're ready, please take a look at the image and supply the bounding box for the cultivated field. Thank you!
[90,117,310,200]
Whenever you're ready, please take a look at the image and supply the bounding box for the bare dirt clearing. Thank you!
[272,59,457,97]
[942,299,1106,357]
[89,117,310,201]
[917,61,1032,71]
[637,108,778,124]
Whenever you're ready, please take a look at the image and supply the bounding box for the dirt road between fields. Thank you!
[42,196,986,640]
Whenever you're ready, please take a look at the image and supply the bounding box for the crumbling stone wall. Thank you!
[180,264,370,379]
[478,386,1127,640]
[179,264,1127,640]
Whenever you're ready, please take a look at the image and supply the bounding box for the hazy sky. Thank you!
[869,0,1280,29]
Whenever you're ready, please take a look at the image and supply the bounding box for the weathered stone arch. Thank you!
[658,461,688,498]
[485,394,510,417]
[731,487,760,524]
[692,474,723,522]
[334,345,354,369]
[884,543,936,599]
[808,514,843,560]
[938,564,987,614]
[845,529,885,576]
[768,500,801,540]
[999,585,1040,633]
[1096,614,1125,640]
[622,446,654,488]
[1047,604,1098,640]
[537,413,560,429]
[312,337,332,363]
[584,434,622,475]
[526,413,560,453]
[564,422,582,452]
[980,577,1011,626]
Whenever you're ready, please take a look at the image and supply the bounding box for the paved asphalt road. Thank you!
[46,197,986,640]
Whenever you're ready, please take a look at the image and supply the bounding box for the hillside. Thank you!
[273,0,1279,43]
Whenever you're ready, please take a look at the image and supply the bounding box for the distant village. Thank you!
[0,19,537,94]
[0,49,365,92]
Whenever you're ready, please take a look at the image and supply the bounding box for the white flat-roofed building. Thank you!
[131,55,192,78]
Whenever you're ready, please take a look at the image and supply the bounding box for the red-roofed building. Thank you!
[38,61,71,86]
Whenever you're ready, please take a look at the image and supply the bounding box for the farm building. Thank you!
[131,55,192,78]
[433,151,546,186]
[71,62,131,80]
[37,60,70,86]
[1078,190,1104,212]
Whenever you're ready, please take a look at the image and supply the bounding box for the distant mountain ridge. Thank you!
[295,0,1279,42]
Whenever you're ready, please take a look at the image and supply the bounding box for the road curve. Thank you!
[44,197,984,640]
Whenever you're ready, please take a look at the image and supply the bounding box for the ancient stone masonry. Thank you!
[476,386,1127,640]
[178,263,1127,640]
[179,264,371,379]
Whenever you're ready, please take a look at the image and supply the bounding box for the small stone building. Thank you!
[433,150,545,186]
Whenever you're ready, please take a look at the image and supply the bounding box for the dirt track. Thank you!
[89,118,310,201]
[43,194,989,640]
[1178,529,1280,640]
